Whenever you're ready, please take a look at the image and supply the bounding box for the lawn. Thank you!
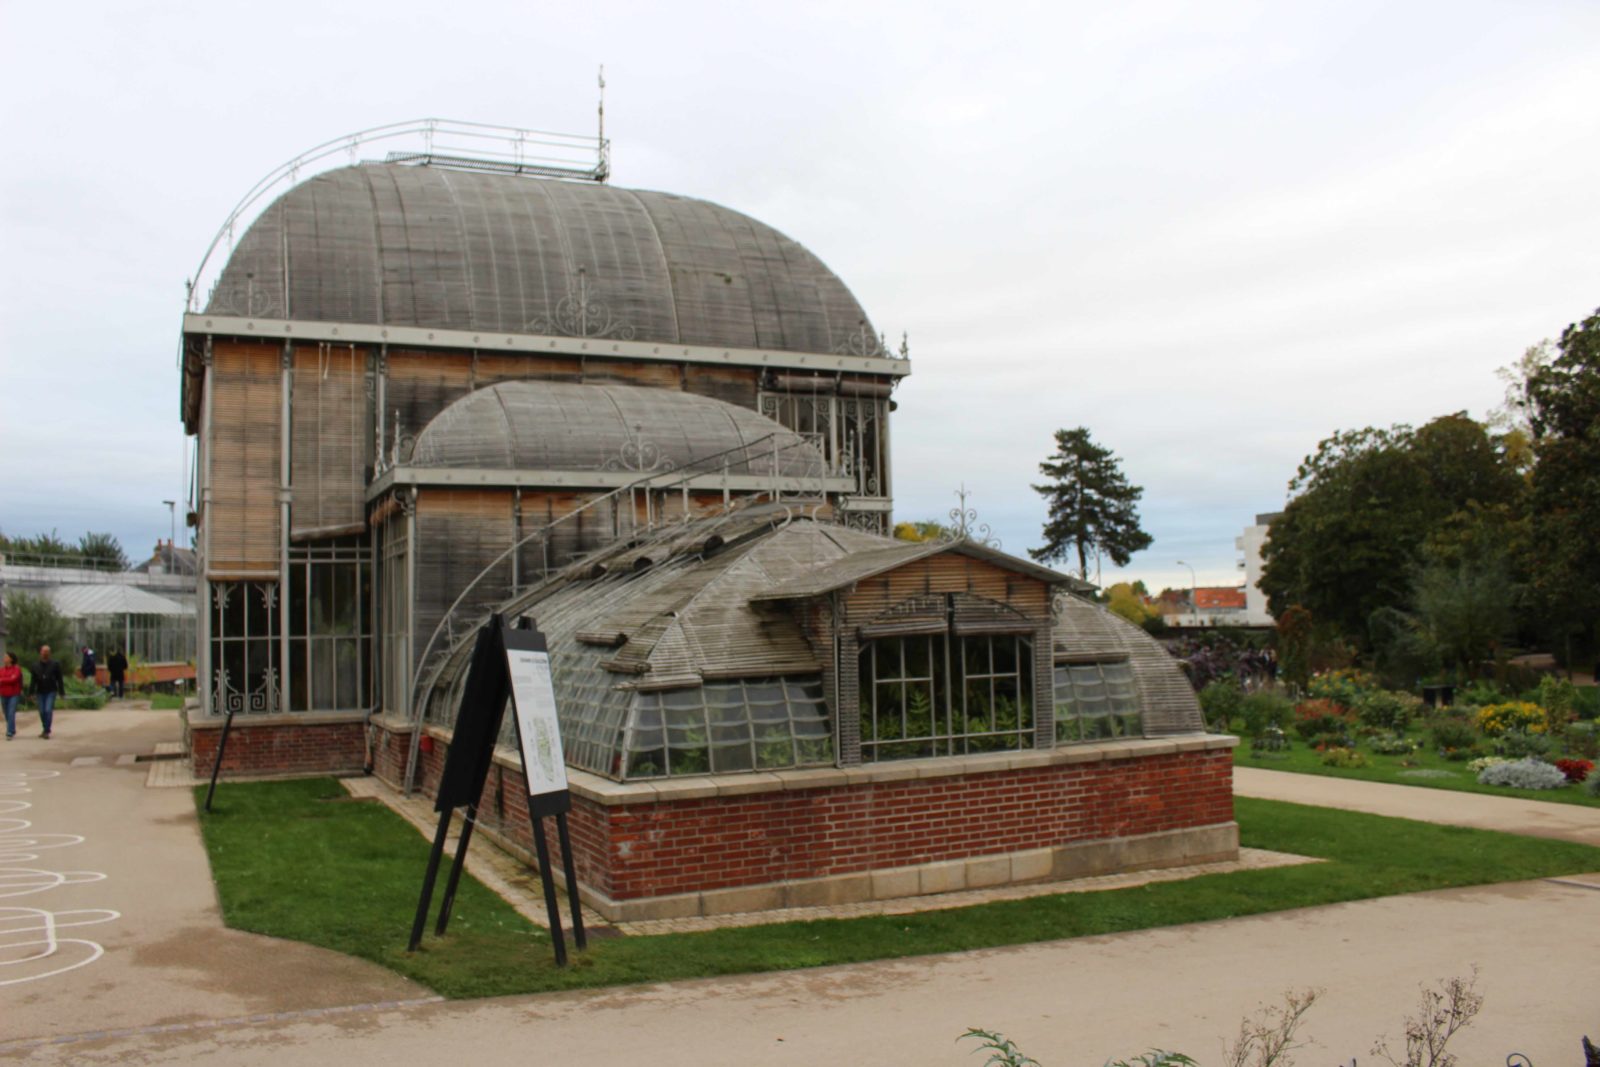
[195,779,1600,1000]
[1234,734,1600,808]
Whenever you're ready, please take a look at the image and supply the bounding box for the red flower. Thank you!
[1554,758,1595,783]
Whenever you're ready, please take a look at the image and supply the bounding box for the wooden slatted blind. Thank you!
[208,343,282,577]
[291,344,367,537]
[386,351,470,454]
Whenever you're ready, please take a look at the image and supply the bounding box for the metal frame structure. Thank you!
[184,119,611,318]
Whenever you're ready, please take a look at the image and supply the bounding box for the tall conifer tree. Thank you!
[1029,428,1152,580]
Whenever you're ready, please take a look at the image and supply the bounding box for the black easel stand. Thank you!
[531,814,568,966]
[434,802,480,935]
[555,811,587,950]
[203,705,237,813]
[408,806,454,951]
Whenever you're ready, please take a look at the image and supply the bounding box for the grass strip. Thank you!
[1235,736,1600,807]
[196,780,1600,1000]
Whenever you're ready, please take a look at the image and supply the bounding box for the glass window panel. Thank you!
[874,639,898,679]
[903,635,931,679]
[743,681,785,705]
[289,565,308,637]
[335,639,359,709]
[992,636,1018,674]
[662,688,701,710]
[755,726,795,769]
[311,642,335,708]
[712,736,756,773]
[289,642,308,712]
[964,637,989,676]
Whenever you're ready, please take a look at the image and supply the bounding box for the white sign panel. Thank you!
[505,647,569,796]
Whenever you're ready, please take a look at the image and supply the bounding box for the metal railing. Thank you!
[184,119,610,319]
[399,432,838,793]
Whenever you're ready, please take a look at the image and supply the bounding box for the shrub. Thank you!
[1294,698,1355,742]
[1475,701,1545,737]
[1427,712,1479,752]
[1454,681,1504,708]
[1355,689,1417,733]
[1587,769,1600,798]
[1319,745,1367,768]
[1239,688,1293,737]
[1198,678,1245,732]
[1563,721,1599,760]
[1492,728,1554,760]
[1307,668,1377,707]
[1367,735,1417,756]
[1467,755,1510,775]
[1553,757,1595,783]
[1438,744,1486,762]
[1574,685,1599,721]
[1534,675,1579,728]
[1250,725,1291,756]
[1476,757,1568,790]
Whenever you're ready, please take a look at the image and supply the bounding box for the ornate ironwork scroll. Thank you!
[602,426,676,474]
[525,267,636,340]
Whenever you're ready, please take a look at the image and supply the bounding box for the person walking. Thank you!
[107,648,128,700]
[30,644,65,739]
[80,646,97,684]
[0,652,22,740]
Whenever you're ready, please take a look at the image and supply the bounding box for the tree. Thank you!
[891,520,951,543]
[1105,582,1159,629]
[1524,305,1600,670]
[3,592,73,666]
[1029,428,1152,580]
[1259,414,1522,644]
[77,532,128,572]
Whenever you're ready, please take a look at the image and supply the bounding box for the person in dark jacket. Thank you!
[80,646,97,683]
[107,648,128,699]
[30,644,65,739]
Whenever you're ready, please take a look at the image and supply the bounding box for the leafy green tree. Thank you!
[4,592,73,665]
[1411,556,1519,678]
[1525,305,1600,670]
[77,532,128,571]
[1105,582,1158,629]
[1029,428,1152,580]
[1259,414,1522,643]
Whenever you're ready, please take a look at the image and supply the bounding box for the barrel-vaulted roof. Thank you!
[205,163,881,355]
[409,380,825,478]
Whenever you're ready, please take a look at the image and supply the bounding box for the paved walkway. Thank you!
[1235,765,1600,846]
[4,709,1597,1064]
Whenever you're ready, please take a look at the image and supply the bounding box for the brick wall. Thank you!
[189,718,366,777]
[371,718,1233,905]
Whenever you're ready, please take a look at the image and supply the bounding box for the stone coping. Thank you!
[187,708,372,730]
[372,713,1236,808]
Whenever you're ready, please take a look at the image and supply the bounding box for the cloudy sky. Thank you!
[2,1,1597,592]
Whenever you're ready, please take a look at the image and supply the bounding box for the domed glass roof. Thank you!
[206,163,881,355]
[410,380,826,478]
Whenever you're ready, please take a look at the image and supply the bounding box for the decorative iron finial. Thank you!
[898,331,910,360]
[943,484,1000,548]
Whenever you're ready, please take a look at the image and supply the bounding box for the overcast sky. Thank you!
[2,1,1597,592]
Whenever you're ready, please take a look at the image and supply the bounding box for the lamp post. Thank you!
[162,500,177,570]
[1176,560,1197,628]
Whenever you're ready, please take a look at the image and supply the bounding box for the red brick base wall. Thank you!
[189,717,367,777]
[371,722,1234,904]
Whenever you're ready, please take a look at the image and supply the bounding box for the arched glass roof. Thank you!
[206,163,882,355]
[409,380,826,478]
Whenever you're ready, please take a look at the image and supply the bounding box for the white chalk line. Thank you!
[0,768,117,987]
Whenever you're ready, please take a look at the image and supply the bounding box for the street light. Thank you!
[1176,560,1197,627]
[162,500,177,570]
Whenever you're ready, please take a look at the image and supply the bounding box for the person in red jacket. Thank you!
[0,651,23,740]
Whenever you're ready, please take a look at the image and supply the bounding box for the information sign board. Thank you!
[504,632,569,798]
